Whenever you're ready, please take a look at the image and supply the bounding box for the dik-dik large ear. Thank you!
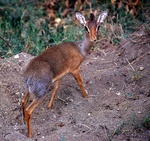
[76,12,86,25]
[97,11,108,24]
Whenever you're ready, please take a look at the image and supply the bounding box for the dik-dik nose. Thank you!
[93,38,97,42]
[90,30,97,42]
[91,36,97,42]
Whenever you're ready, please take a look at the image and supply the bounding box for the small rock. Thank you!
[116,92,121,96]
[16,92,20,95]
[14,54,19,59]
[139,67,144,71]
[69,99,73,102]
[139,90,144,94]
[53,114,57,119]
[37,131,41,135]
[18,60,23,66]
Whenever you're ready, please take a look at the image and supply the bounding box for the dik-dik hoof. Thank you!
[23,117,26,123]
[47,103,52,110]
[28,133,32,138]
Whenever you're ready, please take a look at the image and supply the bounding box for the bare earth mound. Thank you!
[0,29,150,141]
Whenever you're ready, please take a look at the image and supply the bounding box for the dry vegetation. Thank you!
[0,0,150,141]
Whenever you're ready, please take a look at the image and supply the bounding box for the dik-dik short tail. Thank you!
[22,11,108,138]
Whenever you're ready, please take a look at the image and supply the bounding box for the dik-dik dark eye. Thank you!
[84,26,89,33]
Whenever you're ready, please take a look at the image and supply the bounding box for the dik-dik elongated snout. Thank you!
[89,27,97,42]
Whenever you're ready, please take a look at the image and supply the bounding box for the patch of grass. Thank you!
[110,113,150,138]
[61,133,65,141]
[0,2,43,57]
[103,0,149,46]
[132,72,142,81]
[0,0,80,58]
[112,122,125,135]
[142,112,150,129]
[0,0,149,58]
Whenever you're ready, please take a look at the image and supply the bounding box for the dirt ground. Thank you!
[0,28,150,141]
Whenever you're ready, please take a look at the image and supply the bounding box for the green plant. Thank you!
[0,0,149,58]
[142,113,150,129]
[112,122,125,135]
[0,0,84,58]
[61,133,65,141]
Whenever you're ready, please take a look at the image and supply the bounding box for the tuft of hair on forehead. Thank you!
[89,13,95,21]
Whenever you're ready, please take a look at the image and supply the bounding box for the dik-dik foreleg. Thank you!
[71,68,87,98]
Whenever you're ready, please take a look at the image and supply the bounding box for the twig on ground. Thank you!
[122,80,128,88]
[131,51,150,64]
[125,58,135,72]
[0,35,12,47]
[117,48,125,56]
[77,123,92,130]
[57,96,68,104]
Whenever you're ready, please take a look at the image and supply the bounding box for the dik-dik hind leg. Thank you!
[24,96,46,138]
[71,69,87,98]
[22,92,29,122]
[48,79,60,109]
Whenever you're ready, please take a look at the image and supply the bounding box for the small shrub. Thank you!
[142,113,150,129]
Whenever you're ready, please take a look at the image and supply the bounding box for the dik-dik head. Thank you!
[76,11,108,42]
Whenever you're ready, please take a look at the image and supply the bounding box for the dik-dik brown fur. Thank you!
[22,11,108,138]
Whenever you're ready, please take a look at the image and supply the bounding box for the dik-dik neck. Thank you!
[76,34,94,57]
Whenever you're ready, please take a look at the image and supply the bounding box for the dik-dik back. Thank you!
[23,42,83,98]
[22,11,108,138]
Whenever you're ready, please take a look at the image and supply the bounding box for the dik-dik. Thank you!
[22,11,108,138]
